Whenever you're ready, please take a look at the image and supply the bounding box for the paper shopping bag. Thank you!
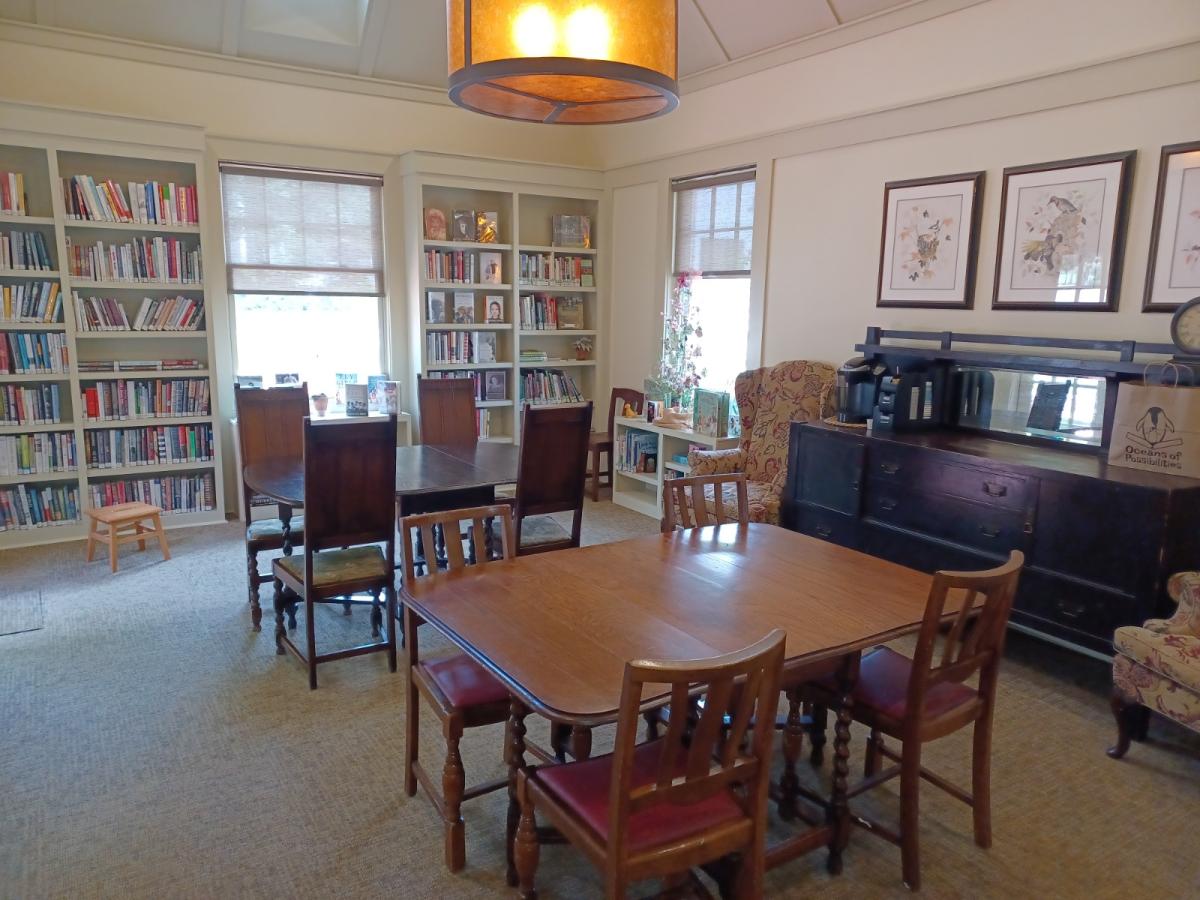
[1107,371,1200,478]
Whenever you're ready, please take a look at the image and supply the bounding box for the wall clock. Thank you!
[1170,295,1200,359]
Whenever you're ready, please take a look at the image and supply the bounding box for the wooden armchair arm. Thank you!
[1144,572,1200,636]
[687,448,746,477]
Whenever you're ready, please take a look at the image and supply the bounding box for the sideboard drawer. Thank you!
[865,485,1028,555]
[934,463,1032,513]
[1016,568,1144,645]
[797,505,858,549]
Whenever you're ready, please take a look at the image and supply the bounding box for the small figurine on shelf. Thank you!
[574,336,593,360]
[622,401,638,418]
[311,393,329,417]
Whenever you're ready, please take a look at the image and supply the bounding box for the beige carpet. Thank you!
[1,498,1198,899]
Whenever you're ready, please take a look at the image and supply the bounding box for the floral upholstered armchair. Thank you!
[1109,572,1200,758]
[687,360,835,525]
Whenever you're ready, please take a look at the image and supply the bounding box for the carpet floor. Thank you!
[1,498,1198,899]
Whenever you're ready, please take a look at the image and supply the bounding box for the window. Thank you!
[219,163,385,407]
[672,167,756,394]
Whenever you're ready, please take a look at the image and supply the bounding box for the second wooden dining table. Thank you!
[402,522,973,886]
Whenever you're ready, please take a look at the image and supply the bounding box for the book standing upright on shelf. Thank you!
[486,295,505,323]
[452,210,475,242]
[479,251,502,284]
[426,291,446,323]
[344,384,369,416]
[424,208,447,240]
[453,293,474,323]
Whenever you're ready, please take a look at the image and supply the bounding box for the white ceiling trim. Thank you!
[680,0,989,94]
[0,19,453,107]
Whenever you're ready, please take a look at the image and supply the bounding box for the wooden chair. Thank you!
[514,629,786,899]
[84,502,170,572]
[587,387,644,501]
[401,504,516,872]
[234,382,309,630]
[418,375,478,445]
[271,416,398,689]
[801,550,1024,890]
[662,472,750,532]
[512,402,592,555]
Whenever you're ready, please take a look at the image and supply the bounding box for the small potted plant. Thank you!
[311,392,329,417]
[573,337,593,361]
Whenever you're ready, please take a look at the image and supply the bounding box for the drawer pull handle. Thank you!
[880,462,901,475]
[814,524,833,538]
[983,481,1008,498]
[879,498,898,512]
[1056,601,1085,620]
[979,525,1001,539]
[1023,522,1034,535]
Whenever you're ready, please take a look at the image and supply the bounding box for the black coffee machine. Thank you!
[835,357,884,424]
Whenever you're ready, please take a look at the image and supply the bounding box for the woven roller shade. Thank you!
[220,164,384,296]
[673,168,756,276]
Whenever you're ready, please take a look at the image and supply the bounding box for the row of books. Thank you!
[1,282,61,324]
[519,295,585,330]
[426,290,506,325]
[73,294,204,332]
[423,208,499,243]
[77,358,203,373]
[476,409,494,439]
[1,331,69,374]
[423,369,507,402]
[518,252,594,287]
[88,471,215,515]
[66,236,203,284]
[616,430,658,474]
[426,331,500,365]
[63,175,199,226]
[0,230,53,271]
[1,383,63,425]
[519,349,549,363]
[0,432,76,477]
[81,378,210,421]
[423,249,505,284]
[0,483,79,531]
[83,423,215,469]
[1,172,27,216]
[519,369,584,405]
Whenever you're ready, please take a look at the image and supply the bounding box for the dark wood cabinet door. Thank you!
[798,432,864,515]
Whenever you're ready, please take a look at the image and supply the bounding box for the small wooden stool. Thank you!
[85,502,171,572]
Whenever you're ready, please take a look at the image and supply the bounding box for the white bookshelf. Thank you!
[610,418,739,519]
[410,180,602,443]
[0,134,224,549]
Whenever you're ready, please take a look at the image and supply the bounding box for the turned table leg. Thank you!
[506,698,529,887]
[827,654,858,875]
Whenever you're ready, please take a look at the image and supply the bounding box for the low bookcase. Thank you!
[610,417,738,520]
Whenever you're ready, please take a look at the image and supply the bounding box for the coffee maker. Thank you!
[835,357,882,424]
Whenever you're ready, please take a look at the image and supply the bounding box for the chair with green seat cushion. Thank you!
[234,382,310,630]
[271,415,398,690]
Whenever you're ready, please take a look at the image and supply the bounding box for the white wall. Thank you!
[607,182,666,397]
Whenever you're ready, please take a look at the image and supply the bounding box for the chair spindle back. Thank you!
[663,473,750,531]
[399,504,516,583]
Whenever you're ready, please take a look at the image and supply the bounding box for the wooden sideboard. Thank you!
[781,421,1200,658]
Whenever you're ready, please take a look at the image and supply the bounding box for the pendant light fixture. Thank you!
[446,1,678,124]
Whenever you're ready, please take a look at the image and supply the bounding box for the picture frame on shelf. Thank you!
[274,373,299,385]
[992,151,1136,311]
[485,294,505,323]
[424,208,447,241]
[484,370,506,401]
[452,209,475,242]
[1143,141,1200,312]
[876,171,984,309]
[236,374,263,388]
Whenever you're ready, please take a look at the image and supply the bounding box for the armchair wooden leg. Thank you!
[443,718,467,872]
[515,773,539,900]
[1107,691,1141,759]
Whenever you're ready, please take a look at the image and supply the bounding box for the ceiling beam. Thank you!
[357,0,390,78]
[825,0,844,26]
[221,0,244,56]
[691,0,732,63]
[33,0,54,26]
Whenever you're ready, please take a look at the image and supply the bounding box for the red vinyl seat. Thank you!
[423,653,509,708]
[852,647,978,721]
[534,738,744,853]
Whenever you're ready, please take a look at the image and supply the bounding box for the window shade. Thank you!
[219,163,384,296]
[673,167,756,276]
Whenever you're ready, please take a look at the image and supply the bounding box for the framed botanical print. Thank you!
[876,171,984,308]
[1143,141,1200,312]
[992,151,1135,311]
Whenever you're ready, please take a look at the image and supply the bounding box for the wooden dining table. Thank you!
[401,522,969,884]
[242,440,521,555]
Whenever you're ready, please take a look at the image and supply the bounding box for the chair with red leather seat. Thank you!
[802,551,1024,890]
[401,504,516,872]
[513,629,785,899]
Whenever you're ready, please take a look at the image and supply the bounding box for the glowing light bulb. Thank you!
[564,5,612,59]
[513,4,556,56]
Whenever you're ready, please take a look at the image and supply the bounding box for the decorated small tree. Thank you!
[648,272,705,409]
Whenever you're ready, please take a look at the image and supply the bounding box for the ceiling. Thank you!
[0,0,937,94]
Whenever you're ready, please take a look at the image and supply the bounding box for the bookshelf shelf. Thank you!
[426,361,513,371]
[475,399,511,408]
[0,133,224,544]
[74,330,208,339]
[68,280,203,291]
[519,359,596,368]
[85,459,216,478]
[422,322,508,332]
[423,239,513,251]
[519,329,597,337]
[0,421,74,435]
[82,415,213,430]
[421,281,511,291]
[63,219,201,235]
[519,244,598,255]
[0,322,66,331]
[519,285,597,294]
[615,468,657,487]
[0,470,78,486]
